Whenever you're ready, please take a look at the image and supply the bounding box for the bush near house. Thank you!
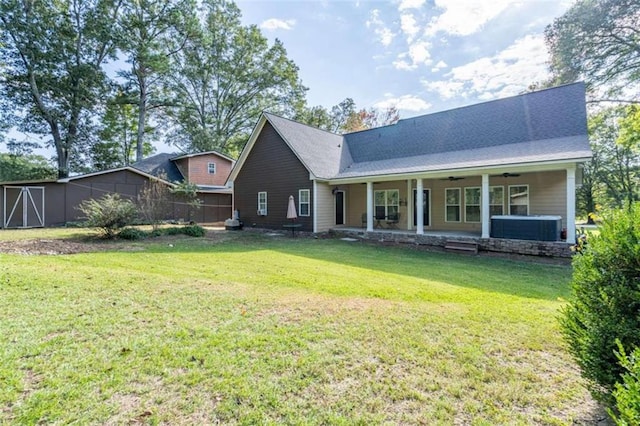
[117,224,206,240]
[610,343,640,425]
[561,203,640,406]
[78,193,137,239]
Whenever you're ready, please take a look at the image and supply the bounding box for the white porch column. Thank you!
[481,174,490,238]
[566,166,576,244]
[416,178,424,235]
[366,181,374,232]
[406,179,412,230]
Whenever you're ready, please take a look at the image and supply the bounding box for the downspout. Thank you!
[313,180,318,233]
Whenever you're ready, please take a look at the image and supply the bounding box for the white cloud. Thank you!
[366,9,395,47]
[425,0,516,37]
[400,13,420,42]
[260,18,296,31]
[375,95,432,112]
[398,0,427,11]
[393,40,432,71]
[422,34,550,101]
[431,60,448,73]
[408,41,431,64]
[393,58,416,71]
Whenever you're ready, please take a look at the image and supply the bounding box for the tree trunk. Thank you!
[136,73,147,162]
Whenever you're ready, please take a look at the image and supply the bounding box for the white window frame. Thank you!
[299,189,310,216]
[445,188,461,223]
[464,187,481,223]
[207,162,216,174]
[257,191,267,215]
[508,185,529,216]
[374,189,399,219]
[490,186,504,217]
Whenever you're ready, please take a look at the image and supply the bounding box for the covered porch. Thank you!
[327,165,578,244]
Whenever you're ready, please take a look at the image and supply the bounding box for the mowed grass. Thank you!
[0,229,594,424]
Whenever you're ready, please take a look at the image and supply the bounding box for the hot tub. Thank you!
[490,215,562,241]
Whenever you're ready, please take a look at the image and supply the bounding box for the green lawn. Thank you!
[0,229,597,424]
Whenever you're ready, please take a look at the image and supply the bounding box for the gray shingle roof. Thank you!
[260,83,590,180]
[131,153,184,183]
[343,82,589,165]
[264,113,346,180]
[335,136,591,179]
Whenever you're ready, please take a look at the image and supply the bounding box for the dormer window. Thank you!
[208,162,216,174]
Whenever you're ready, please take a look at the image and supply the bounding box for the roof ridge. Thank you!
[263,111,343,138]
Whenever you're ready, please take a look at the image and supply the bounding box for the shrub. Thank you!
[182,224,205,237]
[137,174,170,231]
[610,343,640,425]
[560,203,640,404]
[118,227,148,240]
[162,226,184,236]
[78,194,137,239]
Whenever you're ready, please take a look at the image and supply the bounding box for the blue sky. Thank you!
[237,0,573,117]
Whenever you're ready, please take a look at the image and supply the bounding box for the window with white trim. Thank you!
[374,189,399,219]
[490,186,504,216]
[299,189,310,216]
[509,185,529,215]
[464,187,481,222]
[257,191,267,215]
[445,188,461,222]
[207,162,216,174]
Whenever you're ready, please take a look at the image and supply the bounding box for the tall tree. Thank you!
[91,90,155,171]
[165,0,307,156]
[0,0,122,178]
[545,0,640,99]
[586,107,639,209]
[118,0,195,162]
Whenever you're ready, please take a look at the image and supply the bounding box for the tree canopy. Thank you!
[296,98,400,134]
[545,0,640,99]
[0,153,56,181]
[0,0,308,175]
[0,0,121,178]
[165,0,307,156]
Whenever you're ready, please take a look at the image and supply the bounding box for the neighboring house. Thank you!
[228,83,591,244]
[0,151,233,228]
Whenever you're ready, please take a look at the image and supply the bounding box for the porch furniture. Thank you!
[374,213,386,228]
[386,213,400,228]
[282,223,302,237]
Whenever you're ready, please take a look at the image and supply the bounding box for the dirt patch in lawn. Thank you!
[0,238,112,255]
[0,227,234,255]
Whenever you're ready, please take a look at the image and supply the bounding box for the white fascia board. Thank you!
[326,158,592,185]
[227,115,268,184]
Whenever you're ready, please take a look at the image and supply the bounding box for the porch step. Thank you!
[444,240,479,254]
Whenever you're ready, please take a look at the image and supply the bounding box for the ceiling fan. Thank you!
[491,172,521,178]
[439,176,465,181]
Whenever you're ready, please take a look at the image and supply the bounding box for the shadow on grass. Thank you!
[135,231,573,302]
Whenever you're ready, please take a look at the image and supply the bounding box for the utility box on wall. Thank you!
[490,215,563,241]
